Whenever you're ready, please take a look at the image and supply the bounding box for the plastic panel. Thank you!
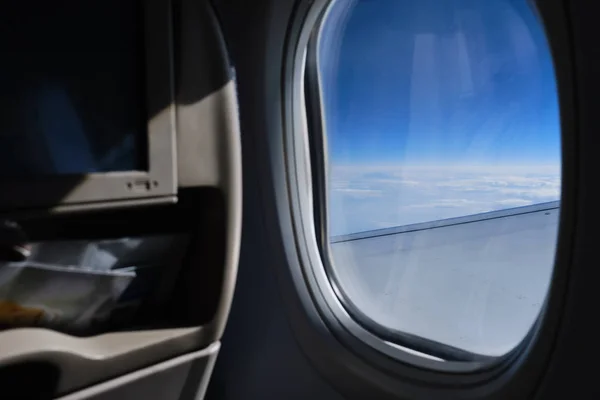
[175,0,238,189]
[58,343,219,400]
[0,327,205,394]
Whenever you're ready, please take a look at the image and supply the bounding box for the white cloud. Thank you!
[329,164,560,235]
[335,188,383,198]
[493,198,534,207]
[408,198,484,208]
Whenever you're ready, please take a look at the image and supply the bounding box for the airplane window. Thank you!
[317,0,561,356]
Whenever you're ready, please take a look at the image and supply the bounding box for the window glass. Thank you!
[318,0,560,356]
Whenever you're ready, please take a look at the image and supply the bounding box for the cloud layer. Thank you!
[329,164,561,236]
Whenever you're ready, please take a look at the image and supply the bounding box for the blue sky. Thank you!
[319,0,561,235]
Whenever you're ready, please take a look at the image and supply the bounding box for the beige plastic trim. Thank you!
[200,80,243,343]
[0,327,210,394]
[176,0,231,189]
[57,342,219,400]
[175,0,243,343]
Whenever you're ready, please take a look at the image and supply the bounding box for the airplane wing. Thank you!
[329,201,560,357]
